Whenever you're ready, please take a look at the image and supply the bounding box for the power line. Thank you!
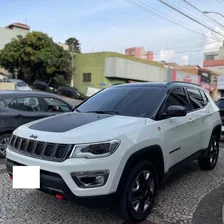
[125,0,222,42]
[182,0,224,28]
[159,0,224,38]
[153,40,219,54]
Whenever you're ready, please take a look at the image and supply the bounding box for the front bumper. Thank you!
[6,148,120,197]
[6,159,116,207]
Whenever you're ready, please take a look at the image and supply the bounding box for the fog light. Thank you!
[72,170,109,188]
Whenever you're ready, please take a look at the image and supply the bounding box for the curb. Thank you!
[222,203,224,224]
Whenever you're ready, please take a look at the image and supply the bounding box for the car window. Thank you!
[77,86,166,118]
[162,88,190,114]
[200,90,209,106]
[43,97,71,112]
[9,97,41,112]
[16,81,27,87]
[187,88,204,110]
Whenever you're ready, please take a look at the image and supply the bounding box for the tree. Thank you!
[65,37,81,53]
[0,31,72,84]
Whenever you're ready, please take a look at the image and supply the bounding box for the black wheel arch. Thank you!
[117,145,165,194]
[212,124,221,141]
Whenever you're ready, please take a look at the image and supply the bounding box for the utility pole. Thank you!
[13,68,19,79]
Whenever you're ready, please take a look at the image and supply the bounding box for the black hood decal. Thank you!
[29,112,113,133]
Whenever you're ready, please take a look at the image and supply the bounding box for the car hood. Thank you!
[14,112,147,143]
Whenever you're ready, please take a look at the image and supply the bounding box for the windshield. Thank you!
[16,81,27,87]
[77,86,165,118]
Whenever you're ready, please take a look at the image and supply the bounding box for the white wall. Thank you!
[105,57,167,82]
[204,66,224,75]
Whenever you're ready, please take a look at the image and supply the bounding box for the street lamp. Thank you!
[203,11,224,18]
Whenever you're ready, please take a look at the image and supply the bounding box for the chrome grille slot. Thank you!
[9,134,73,162]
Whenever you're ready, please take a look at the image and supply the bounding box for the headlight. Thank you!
[70,140,120,158]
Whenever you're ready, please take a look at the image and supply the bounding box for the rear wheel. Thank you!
[119,161,158,222]
[198,134,219,170]
[0,133,12,158]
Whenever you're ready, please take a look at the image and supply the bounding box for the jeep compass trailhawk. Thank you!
[6,82,221,222]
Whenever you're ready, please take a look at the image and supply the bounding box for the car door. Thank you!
[160,87,197,167]
[7,96,48,128]
[39,97,72,115]
[186,88,210,151]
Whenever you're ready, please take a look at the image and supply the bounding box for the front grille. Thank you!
[9,135,73,162]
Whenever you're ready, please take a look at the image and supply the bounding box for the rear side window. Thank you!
[9,97,41,111]
[187,88,204,110]
[200,90,209,106]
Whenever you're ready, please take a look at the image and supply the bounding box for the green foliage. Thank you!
[0,31,73,84]
[65,37,81,53]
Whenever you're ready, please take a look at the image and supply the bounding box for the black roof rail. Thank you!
[167,81,201,87]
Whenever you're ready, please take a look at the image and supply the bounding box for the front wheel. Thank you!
[119,161,158,222]
[198,135,219,170]
[0,133,12,158]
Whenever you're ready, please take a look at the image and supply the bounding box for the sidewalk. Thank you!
[192,184,224,224]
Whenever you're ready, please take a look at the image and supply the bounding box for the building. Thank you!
[0,23,30,50]
[203,42,224,75]
[73,52,165,95]
[173,65,219,99]
[56,42,69,51]
[125,47,153,61]
[0,23,30,76]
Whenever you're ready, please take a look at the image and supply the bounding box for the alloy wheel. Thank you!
[130,170,155,213]
[209,138,219,166]
[0,137,11,156]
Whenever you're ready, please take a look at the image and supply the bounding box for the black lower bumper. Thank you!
[6,159,117,208]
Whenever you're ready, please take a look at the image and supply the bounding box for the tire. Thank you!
[198,134,219,170]
[0,133,12,158]
[119,161,158,222]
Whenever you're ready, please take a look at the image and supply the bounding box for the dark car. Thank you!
[57,86,85,99]
[33,80,57,92]
[0,91,74,158]
[215,98,224,134]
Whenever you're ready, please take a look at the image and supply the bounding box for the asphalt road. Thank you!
[1,145,224,224]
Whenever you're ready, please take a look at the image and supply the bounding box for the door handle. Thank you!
[188,118,195,123]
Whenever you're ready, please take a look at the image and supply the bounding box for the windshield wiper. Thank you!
[85,110,119,115]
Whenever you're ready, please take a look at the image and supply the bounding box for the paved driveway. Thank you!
[1,146,224,224]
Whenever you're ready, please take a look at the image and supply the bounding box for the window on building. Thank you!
[206,55,215,60]
[83,73,91,82]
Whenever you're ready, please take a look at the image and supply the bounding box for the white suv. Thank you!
[6,82,221,222]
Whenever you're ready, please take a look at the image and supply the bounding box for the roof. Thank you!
[0,90,63,99]
[77,52,164,67]
[5,23,30,30]
[110,81,202,89]
[203,59,224,67]
[7,79,24,83]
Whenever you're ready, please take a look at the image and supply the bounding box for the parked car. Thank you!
[57,86,85,99]
[33,80,57,92]
[0,90,74,158]
[7,79,32,91]
[215,98,224,134]
[6,82,221,222]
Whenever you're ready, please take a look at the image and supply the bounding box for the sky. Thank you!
[1,0,224,66]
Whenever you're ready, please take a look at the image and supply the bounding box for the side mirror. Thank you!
[166,105,187,117]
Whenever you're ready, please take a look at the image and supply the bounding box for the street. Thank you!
[1,142,224,224]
